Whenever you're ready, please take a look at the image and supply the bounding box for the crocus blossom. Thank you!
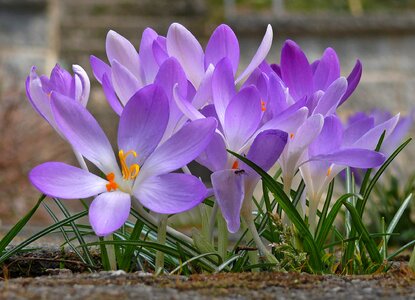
[26,64,90,132]
[29,84,216,236]
[273,40,362,106]
[174,57,290,233]
[300,113,399,231]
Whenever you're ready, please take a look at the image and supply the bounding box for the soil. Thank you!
[1,248,415,299]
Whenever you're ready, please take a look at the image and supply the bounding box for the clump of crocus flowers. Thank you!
[26,23,411,272]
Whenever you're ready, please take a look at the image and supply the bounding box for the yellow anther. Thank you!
[119,150,140,180]
[290,133,295,139]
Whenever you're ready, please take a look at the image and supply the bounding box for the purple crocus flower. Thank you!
[29,84,216,236]
[174,58,291,233]
[91,23,273,121]
[300,113,399,231]
[26,64,90,132]
[272,40,362,106]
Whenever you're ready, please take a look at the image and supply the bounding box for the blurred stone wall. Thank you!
[2,0,415,226]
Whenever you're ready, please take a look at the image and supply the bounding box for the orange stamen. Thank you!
[106,172,118,192]
[290,133,295,139]
[261,100,266,112]
[232,160,239,169]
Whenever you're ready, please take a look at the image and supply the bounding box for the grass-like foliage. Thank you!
[0,138,413,275]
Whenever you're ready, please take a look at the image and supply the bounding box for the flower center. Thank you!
[119,150,140,180]
[105,149,140,192]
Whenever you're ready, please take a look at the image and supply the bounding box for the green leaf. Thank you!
[0,210,88,264]
[0,194,46,253]
[119,218,144,271]
[169,252,223,275]
[343,202,382,264]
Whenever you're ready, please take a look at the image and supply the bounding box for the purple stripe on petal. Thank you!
[118,84,169,166]
[89,191,131,236]
[50,93,118,174]
[211,169,245,233]
[338,59,362,106]
[29,162,107,199]
[134,173,207,214]
[205,24,240,75]
[137,118,216,182]
[280,40,313,100]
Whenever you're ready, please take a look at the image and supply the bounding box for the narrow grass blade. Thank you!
[385,193,413,245]
[215,255,242,273]
[0,210,88,264]
[119,220,144,271]
[169,252,223,275]
[315,180,334,238]
[343,202,382,264]
[0,194,46,253]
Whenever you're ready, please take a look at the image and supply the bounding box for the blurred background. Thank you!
[1,0,415,236]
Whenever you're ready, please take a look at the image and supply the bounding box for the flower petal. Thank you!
[106,30,142,80]
[90,55,111,84]
[212,58,236,127]
[192,64,214,110]
[50,92,118,174]
[118,84,169,165]
[343,116,375,147]
[134,173,206,214]
[235,24,273,84]
[310,148,385,169]
[309,115,343,156]
[313,47,340,91]
[246,129,288,174]
[205,24,240,74]
[312,77,347,116]
[353,114,400,150]
[211,169,245,233]
[196,132,227,172]
[290,114,324,156]
[167,23,204,88]
[111,59,142,106]
[137,118,217,182]
[89,191,131,236]
[26,67,54,125]
[224,86,262,151]
[72,64,90,107]
[280,40,313,100]
[139,27,159,84]
[102,73,123,116]
[29,162,107,199]
[339,59,362,106]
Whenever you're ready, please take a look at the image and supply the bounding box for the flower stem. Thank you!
[105,234,117,270]
[155,215,168,273]
[243,215,278,265]
[208,202,218,242]
[217,211,228,260]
